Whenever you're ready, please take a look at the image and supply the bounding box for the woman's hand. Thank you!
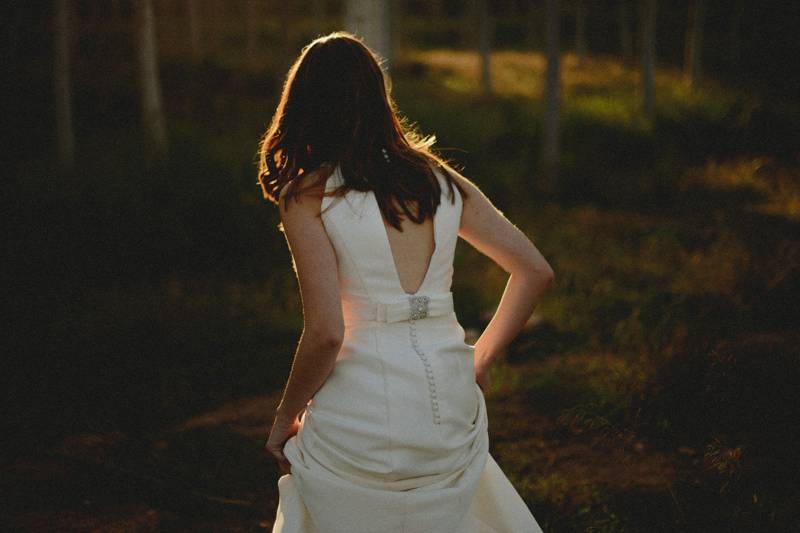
[265,409,302,475]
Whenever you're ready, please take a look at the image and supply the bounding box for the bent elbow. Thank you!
[323,332,344,349]
[523,261,554,286]
[304,325,344,350]
[542,265,555,285]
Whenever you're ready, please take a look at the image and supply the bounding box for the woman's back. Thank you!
[274,164,544,532]
[381,203,436,296]
[320,164,459,301]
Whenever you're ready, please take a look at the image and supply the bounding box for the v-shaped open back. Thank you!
[374,193,438,296]
[319,163,461,302]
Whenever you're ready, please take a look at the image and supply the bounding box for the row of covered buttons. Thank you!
[408,316,441,425]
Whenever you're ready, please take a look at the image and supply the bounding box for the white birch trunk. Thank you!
[135,0,169,162]
[345,0,393,73]
[683,0,705,85]
[476,0,493,96]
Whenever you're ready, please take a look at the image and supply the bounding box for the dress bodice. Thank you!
[320,164,463,326]
[275,165,544,533]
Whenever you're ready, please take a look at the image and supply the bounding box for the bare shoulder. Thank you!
[278,168,330,214]
[449,169,554,277]
[444,167,505,224]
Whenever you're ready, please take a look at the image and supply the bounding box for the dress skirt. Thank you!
[271,313,544,533]
[273,447,543,533]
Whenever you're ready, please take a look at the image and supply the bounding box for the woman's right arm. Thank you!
[454,172,555,374]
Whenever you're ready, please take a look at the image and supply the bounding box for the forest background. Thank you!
[3,1,799,531]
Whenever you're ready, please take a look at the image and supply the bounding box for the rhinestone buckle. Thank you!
[408,295,430,320]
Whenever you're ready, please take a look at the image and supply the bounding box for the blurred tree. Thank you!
[574,0,587,65]
[134,0,169,163]
[475,0,494,96]
[383,0,394,71]
[618,0,633,65]
[111,0,122,20]
[543,0,561,190]
[525,2,541,49]
[274,1,294,78]
[389,0,401,67]
[728,0,744,69]
[639,0,657,121]
[313,0,326,35]
[345,0,393,73]
[683,0,705,86]
[209,0,225,55]
[245,0,259,66]
[185,0,202,63]
[54,0,75,174]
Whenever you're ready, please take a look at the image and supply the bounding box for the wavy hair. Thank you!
[256,31,468,230]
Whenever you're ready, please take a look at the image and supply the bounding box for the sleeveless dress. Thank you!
[273,165,544,533]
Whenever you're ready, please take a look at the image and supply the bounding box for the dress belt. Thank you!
[343,292,454,324]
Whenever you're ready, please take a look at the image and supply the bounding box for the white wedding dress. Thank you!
[273,164,544,532]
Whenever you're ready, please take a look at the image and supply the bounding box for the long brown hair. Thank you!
[256,31,468,230]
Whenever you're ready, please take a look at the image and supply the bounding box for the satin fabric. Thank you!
[272,165,543,532]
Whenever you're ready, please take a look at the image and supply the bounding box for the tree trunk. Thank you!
[476,0,493,96]
[525,2,541,49]
[575,0,587,65]
[135,0,169,163]
[111,0,122,20]
[389,0,401,67]
[683,0,705,85]
[54,0,75,174]
[618,0,633,65]
[313,0,326,35]
[639,0,657,121]
[345,0,393,73]
[245,0,259,66]
[729,0,744,69]
[186,0,202,63]
[209,0,225,56]
[280,1,292,76]
[428,0,444,16]
[383,0,394,71]
[542,0,561,191]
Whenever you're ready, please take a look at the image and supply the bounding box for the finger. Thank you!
[265,442,285,459]
[270,446,287,462]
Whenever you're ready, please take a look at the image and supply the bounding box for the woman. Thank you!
[259,31,553,533]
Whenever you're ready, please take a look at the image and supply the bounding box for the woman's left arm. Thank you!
[273,179,344,423]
